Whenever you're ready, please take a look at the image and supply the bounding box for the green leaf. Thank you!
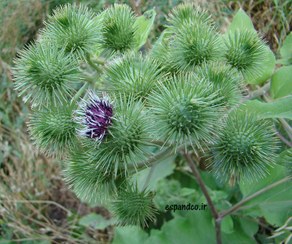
[221,216,234,234]
[78,213,113,230]
[148,211,255,244]
[133,9,156,50]
[271,65,292,98]
[239,165,292,226]
[276,148,292,170]
[228,9,255,33]
[113,226,148,244]
[131,155,175,191]
[238,217,258,237]
[112,211,257,244]
[240,96,292,119]
[246,45,275,85]
[280,32,292,65]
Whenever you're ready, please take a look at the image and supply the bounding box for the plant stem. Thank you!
[245,82,271,100]
[275,129,292,147]
[279,118,292,142]
[70,82,89,104]
[219,176,291,219]
[183,151,222,244]
[93,57,106,65]
[86,55,102,73]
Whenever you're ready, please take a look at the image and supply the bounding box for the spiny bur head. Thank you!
[75,90,113,143]
[148,74,222,149]
[195,61,242,107]
[64,148,120,204]
[29,105,77,157]
[105,53,163,99]
[79,94,150,175]
[211,111,278,183]
[43,3,101,59]
[101,4,136,53]
[13,43,80,107]
[112,185,157,227]
[169,21,220,70]
[224,29,267,80]
[168,3,212,29]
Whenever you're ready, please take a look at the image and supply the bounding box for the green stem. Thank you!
[183,151,222,244]
[86,55,102,73]
[246,82,270,100]
[93,57,106,65]
[70,82,89,104]
[219,176,291,219]
[279,118,292,142]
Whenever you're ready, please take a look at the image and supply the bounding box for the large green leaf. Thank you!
[220,215,234,234]
[271,65,292,98]
[239,165,292,226]
[113,226,148,244]
[227,8,255,33]
[112,211,257,244]
[279,32,292,65]
[246,46,275,85]
[133,8,156,50]
[240,96,292,120]
[130,154,176,191]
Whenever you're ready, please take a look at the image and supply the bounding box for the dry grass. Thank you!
[0,54,112,244]
[205,0,291,52]
[0,125,113,243]
[0,0,47,63]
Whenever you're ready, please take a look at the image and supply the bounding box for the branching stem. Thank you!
[86,55,102,73]
[219,176,291,219]
[183,150,291,244]
[183,150,222,244]
[245,82,270,100]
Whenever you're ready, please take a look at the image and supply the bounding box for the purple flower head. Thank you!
[76,91,113,142]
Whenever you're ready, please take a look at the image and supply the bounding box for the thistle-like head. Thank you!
[168,3,212,29]
[111,184,157,227]
[64,147,121,204]
[75,91,113,143]
[195,61,243,107]
[210,111,278,183]
[28,105,77,158]
[148,73,223,149]
[13,42,80,107]
[104,53,163,99]
[42,4,101,59]
[223,29,267,81]
[101,4,136,54]
[88,96,150,176]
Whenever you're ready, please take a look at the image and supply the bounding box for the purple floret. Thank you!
[75,91,114,142]
[85,99,113,140]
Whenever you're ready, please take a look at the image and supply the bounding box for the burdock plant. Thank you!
[13,3,291,244]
